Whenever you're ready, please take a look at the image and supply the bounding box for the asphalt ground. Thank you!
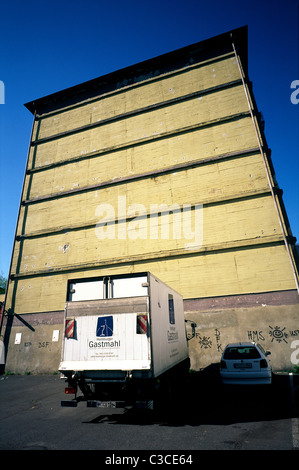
[0,369,298,453]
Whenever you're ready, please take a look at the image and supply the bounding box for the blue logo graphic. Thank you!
[96,316,113,337]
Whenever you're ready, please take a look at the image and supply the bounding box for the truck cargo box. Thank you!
[59,272,189,379]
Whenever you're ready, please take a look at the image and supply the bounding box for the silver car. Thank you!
[220,342,272,385]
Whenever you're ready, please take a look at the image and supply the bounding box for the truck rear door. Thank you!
[59,296,151,373]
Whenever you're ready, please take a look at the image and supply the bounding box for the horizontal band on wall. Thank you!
[10,235,285,280]
[184,290,299,311]
[30,79,243,147]
[17,188,271,240]
[28,106,250,175]
[3,311,64,324]
[23,134,258,206]
[5,290,298,318]
[34,52,236,120]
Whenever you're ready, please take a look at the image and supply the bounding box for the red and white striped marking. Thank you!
[137,315,147,334]
[65,319,75,338]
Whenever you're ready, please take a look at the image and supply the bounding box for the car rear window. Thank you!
[223,346,261,360]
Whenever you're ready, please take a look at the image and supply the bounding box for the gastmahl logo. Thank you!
[95,196,203,250]
[0,81,4,104]
[96,316,114,338]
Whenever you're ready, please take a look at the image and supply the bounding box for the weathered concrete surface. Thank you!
[185,301,299,371]
[2,311,64,374]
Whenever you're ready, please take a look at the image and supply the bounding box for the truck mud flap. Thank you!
[61,396,85,407]
[61,400,78,407]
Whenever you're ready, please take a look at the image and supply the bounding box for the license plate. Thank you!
[87,400,117,408]
[100,401,116,408]
[234,363,252,369]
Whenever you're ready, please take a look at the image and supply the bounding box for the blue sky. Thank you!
[0,0,298,279]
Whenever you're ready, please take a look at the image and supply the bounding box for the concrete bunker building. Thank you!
[2,26,299,374]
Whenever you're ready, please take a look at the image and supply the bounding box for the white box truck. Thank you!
[59,272,195,409]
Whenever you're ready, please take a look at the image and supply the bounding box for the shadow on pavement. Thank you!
[85,364,299,426]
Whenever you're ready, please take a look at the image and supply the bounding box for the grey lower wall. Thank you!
[185,290,299,371]
[2,311,64,374]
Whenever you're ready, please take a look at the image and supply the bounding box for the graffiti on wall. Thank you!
[195,328,223,351]
[195,326,299,350]
[214,329,223,353]
[195,333,212,349]
[249,326,299,345]
[269,326,288,343]
[247,330,265,342]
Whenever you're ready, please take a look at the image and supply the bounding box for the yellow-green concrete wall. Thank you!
[8,52,298,308]
[5,244,297,315]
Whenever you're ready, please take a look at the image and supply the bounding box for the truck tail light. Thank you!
[137,314,148,334]
[65,386,76,394]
